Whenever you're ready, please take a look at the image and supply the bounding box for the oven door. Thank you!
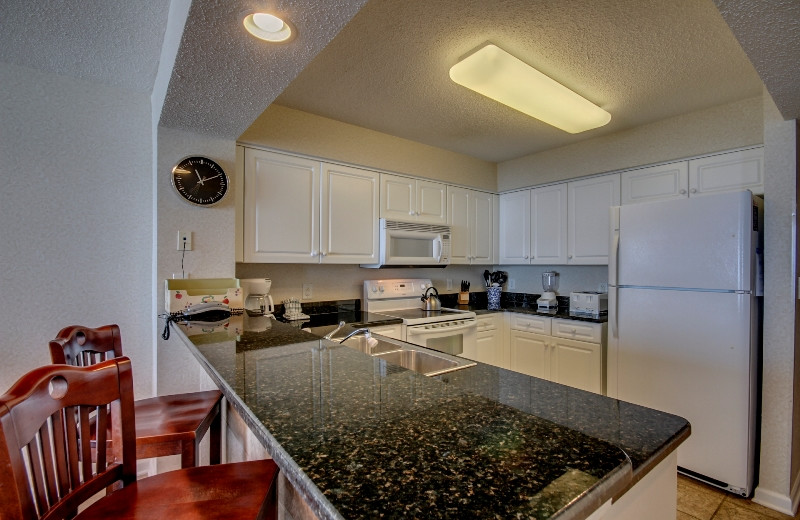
[404,318,477,356]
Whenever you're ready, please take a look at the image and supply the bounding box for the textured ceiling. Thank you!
[0,0,171,93]
[158,0,369,138]
[272,0,764,162]
[714,0,800,121]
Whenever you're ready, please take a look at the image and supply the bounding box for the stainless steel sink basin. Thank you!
[341,335,402,356]
[374,347,476,376]
[304,323,476,376]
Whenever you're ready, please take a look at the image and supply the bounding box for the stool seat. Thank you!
[134,389,222,466]
[76,459,277,520]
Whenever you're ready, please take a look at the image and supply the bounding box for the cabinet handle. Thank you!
[310,250,318,257]
[690,188,697,194]
[524,255,529,259]
[321,251,327,257]
[568,255,573,259]
[679,189,687,194]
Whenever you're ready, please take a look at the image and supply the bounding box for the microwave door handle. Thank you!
[433,236,443,262]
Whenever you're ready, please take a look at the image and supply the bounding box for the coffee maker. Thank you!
[243,278,274,317]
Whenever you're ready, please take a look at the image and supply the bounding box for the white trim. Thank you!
[752,481,798,516]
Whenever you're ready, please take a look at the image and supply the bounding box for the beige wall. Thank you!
[754,93,799,512]
[498,96,763,191]
[239,104,497,191]
[0,62,155,400]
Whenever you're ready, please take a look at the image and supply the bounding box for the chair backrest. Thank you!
[0,357,137,520]
[50,324,123,366]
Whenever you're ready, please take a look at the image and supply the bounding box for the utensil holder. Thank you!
[487,286,502,310]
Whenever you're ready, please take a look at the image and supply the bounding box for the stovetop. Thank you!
[375,308,468,321]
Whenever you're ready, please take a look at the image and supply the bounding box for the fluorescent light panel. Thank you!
[449,44,610,134]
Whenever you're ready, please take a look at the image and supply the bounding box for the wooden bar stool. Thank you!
[50,324,222,468]
[0,357,278,519]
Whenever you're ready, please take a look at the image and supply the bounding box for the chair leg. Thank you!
[209,406,222,465]
[180,439,197,468]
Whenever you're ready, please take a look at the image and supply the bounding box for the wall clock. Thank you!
[171,156,229,206]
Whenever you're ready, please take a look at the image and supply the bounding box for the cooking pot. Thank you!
[421,286,441,311]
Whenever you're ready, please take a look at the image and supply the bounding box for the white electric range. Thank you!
[363,279,477,356]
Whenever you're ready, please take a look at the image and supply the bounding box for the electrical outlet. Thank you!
[177,231,192,251]
[508,279,516,290]
[302,283,313,300]
[446,279,453,290]
[599,282,608,293]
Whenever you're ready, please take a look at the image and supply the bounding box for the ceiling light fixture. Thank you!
[449,44,611,134]
[243,12,293,43]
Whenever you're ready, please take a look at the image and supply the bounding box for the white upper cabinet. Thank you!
[568,174,620,264]
[448,186,494,265]
[244,149,320,263]
[243,148,378,264]
[689,147,764,196]
[499,190,531,264]
[321,163,380,264]
[621,162,689,205]
[380,173,447,224]
[531,183,568,264]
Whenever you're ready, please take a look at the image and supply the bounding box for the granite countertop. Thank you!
[171,314,688,520]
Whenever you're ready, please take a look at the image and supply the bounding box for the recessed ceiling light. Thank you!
[450,44,611,134]
[243,13,293,43]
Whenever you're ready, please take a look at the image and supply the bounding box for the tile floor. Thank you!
[678,475,800,520]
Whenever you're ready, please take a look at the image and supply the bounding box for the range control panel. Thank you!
[364,279,433,300]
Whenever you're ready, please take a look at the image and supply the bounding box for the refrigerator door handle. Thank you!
[609,206,620,287]
[609,286,618,339]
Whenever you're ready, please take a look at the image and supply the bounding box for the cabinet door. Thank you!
[447,186,471,264]
[380,173,415,221]
[531,183,568,264]
[568,174,620,265]
[475,313,504,367]
[689,148,764,196]
[499,190,531,264]
[550,337,603,394]
[621,162,689,205]
[471,190,494,264]
[508,330,549,379]
[321,164,379,264]
[417,179,447,224]
[244,149,320,263]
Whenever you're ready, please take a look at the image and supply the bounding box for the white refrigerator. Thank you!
[608,190,763,496]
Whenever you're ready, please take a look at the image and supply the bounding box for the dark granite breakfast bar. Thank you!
[172,314,688,519]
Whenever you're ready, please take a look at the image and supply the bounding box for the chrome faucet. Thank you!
[323,321,347,340]
[338,328,372,343]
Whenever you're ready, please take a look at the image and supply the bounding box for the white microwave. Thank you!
[361,219,451,268]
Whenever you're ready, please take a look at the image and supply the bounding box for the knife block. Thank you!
[458,292,470,305]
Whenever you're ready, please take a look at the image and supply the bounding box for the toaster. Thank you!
[569,291,608,316]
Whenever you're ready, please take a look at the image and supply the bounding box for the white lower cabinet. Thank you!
[465,313,505,366]
[505,313,606,394]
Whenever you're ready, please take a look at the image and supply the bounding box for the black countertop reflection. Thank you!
[172,315,688,520]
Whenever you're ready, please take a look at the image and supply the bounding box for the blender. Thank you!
[537,271,559,309]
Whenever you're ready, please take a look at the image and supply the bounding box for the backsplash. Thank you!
[236,263,607,304]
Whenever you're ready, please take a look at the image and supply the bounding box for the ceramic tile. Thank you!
[718,496,795,519]
[677,476,724,520]
[712,500,789,519]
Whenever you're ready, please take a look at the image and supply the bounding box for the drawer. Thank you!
[509,313,551,334]
[476,313,500,332]
[551,319,602,343]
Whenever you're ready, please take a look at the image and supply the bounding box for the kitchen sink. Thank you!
[374,346,476,376]
[305,323,475,376]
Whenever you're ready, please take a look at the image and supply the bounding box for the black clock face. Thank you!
[171,156,229,206]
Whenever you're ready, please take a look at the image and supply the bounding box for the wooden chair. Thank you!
[50,324,222,468]
[0,357,278,519]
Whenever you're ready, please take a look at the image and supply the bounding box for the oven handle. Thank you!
[407,320,477,336]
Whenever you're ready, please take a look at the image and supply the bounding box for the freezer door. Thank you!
[617,190,755,291]
[612,287,755,494]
